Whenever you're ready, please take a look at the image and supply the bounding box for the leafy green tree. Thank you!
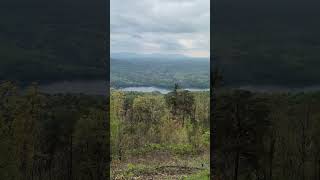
[11,84,43,180]
[165,88,195,127]
[0,82,19,179]
[73,109,108,180]
[216,90,270,180]
[110,91,126,160]
[132,95,166,144]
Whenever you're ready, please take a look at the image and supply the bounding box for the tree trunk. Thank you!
[301,103,310,180]
[182,113,185,127]
[118,146,122,161]
[318,159,320,180]
[234,103,241,180]
[21,142,27,180]
[313,157,317,180]
[269,138,275,180]
[234,149,240,180]
[69,136,73,180]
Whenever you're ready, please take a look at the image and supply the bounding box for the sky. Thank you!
[111,0,210,58]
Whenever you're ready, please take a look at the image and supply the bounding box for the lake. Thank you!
[37,80,209,95]
[38,81,320,95]
[237,85,320,93]
[38,80,108,95]
[120,87,209,94]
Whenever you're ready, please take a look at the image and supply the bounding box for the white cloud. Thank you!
[111,0,210,58]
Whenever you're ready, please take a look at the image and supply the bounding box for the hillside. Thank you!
[214,0,320,87]
[0,0,107,83]
[111,57,210,88]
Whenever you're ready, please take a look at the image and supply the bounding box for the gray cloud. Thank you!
[111,0,210,57]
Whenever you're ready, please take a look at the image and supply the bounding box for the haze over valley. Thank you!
[111,53,210,90]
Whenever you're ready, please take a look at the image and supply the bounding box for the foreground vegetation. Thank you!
[0,82,108,180]
[213,89,320,180]
[110,86,210,179]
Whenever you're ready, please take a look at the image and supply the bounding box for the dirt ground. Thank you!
[111,152,209,179]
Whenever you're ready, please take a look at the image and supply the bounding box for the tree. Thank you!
[110,91,126,160]
[0,82,18,177]
[215,90,270,180]
[12,84,43,180]
[165,88,195,127]
[211,65,223,178]
[73,109,108,180]
[132,95,166,144]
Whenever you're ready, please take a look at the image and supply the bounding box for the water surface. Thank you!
[39,80,108,95]
[120,86,209,94]
[38,81,320,95]
[38,81,209,95]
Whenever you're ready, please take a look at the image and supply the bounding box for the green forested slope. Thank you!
[214,0,320,87]
[0,0,107,83]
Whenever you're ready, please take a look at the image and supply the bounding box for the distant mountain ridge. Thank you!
[111,52,209,61]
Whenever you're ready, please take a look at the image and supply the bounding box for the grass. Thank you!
[112,163,209,179]
[184,169,210,180]
[111,146,209,179]
[128,143,198,156]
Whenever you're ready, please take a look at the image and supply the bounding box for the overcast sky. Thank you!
[111,0,210,58]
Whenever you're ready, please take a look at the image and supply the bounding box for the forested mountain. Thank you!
[111,56,209,88]
[214,0,320,87]
[0,0,107,83]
